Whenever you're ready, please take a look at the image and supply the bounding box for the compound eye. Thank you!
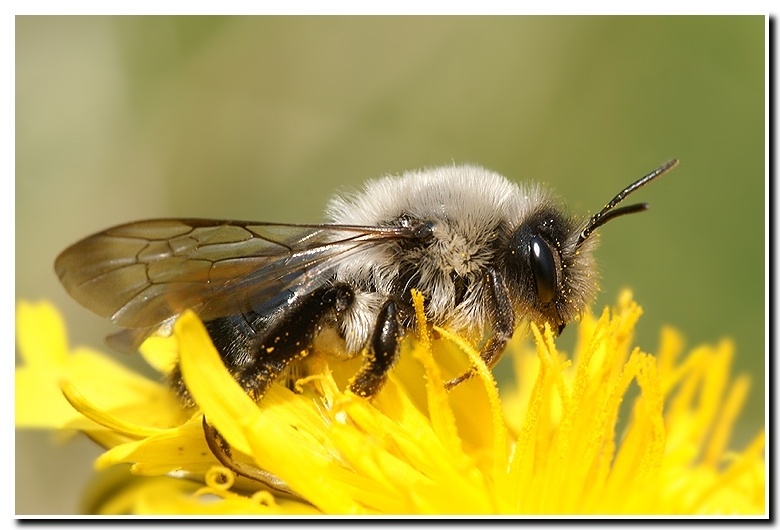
[529,236,557,304]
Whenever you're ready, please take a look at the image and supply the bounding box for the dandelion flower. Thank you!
[15,291,765,515]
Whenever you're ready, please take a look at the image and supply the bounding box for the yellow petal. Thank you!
[60,381,169,438]
[409,290,462,456]
[16,295,765,516]
[242,406,367,514]
[138,334,179,375]
[175,311,257,456]
[433,326,508,498]
[16,300,69,367]
[15,366,83,428]
[135,474,319,515]
[96,417,214,475]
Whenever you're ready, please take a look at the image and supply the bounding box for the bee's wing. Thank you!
[55,219,415,331]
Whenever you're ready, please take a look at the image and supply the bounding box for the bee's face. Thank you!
[499,205,597,335]
[497,159,679,336]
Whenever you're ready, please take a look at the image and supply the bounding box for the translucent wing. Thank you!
[55,219,417,332]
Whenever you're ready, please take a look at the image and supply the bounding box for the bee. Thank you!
[55,160,678,406]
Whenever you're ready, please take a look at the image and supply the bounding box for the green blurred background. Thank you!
[16,16,765,514]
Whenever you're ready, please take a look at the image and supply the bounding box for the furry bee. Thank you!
[55,160,678,405]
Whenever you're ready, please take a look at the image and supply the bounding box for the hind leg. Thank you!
[170,283,355,405]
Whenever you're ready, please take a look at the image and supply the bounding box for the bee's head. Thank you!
[501,159,679,335]
[502,207,596,335]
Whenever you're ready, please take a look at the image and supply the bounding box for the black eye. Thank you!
[529,236,557,304]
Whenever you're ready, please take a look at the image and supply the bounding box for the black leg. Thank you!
[171,283,354,405]
[349,299,401,398]
[237,283,354,400]
[445,268,515,390]
[202,416,306,501]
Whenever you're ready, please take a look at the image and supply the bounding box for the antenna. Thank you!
[577,159,679,246]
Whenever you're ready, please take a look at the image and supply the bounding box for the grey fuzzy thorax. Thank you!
[324,165,573,353]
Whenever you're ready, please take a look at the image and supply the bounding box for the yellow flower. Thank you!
[15,292,765,515]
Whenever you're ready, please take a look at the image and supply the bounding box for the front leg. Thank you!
[445,267,515,390]
[348,299,401,398]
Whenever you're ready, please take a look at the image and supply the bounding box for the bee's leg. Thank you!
[348,299,401,398]
[202,416,307,502]
[169,284,353,406]
[237,283,355,400]
[445,268,515,390]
